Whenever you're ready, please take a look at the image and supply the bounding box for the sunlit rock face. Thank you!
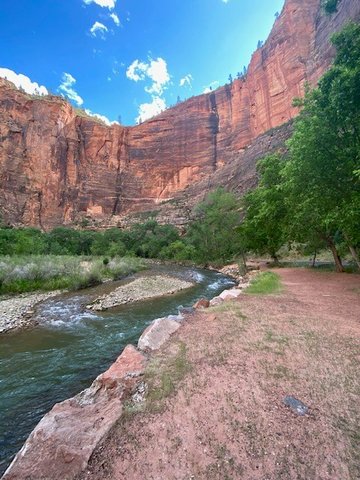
[0,0,359,229]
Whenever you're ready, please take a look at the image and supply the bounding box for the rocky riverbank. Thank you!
[0,291,62,334]
[2,277,245,480]
[88,275,194,311]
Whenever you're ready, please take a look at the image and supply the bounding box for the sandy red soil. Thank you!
[78,268,360,480]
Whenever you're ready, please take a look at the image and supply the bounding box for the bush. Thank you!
[159,241,196,261]
[106,257,146,280]
[323,0,340,14]
[0,255,146,294]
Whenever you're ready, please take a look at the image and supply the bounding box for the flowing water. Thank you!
[0,264,234,474]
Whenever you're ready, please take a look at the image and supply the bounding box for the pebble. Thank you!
[0,291,62,334]
[89,275,194,311]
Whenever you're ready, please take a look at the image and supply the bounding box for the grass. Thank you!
[245,271,282,295]
[0,255,146,295]
[144,342,192,411]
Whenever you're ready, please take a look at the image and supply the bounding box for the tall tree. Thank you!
[186,188,242,263]
[285,23,360,271]
[240,154,287,263]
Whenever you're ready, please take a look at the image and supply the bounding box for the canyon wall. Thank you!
[1,0,359,229]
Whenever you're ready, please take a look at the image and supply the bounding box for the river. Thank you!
[0,264,234,475]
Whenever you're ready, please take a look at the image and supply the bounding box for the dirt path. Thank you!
[79,268,360,480]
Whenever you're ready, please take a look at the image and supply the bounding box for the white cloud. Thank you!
[0,67,48,96]
[126,57,170,123]
[85,109,118,126]
[126,57,170,95]
[203,80,220,94]
[58,73,83,106]
[222,0,230,3]
[126,59,148,82]
[136,96,166,123]
[83,0,116,9]
[145,58,170,95]
[90,21,108,38]
[179,74,193,88]
[110,12,120,26]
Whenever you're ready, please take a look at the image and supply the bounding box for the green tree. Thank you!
[124,220,180,258]
[186,188,242,263]
[285,23,360,271]
[46,227,82,255]
[159,240,196,261]
[322,0,340,15]
[13,228,46,255]
[240,154,287,263]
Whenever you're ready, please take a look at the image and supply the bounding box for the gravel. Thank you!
[0,291,62,334]
[88,275,194,311]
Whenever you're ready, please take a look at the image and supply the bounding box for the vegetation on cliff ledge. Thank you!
[323,0,341,15]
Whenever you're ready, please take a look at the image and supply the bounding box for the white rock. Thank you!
[138,317,180,352]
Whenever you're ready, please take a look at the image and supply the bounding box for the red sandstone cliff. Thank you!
[0,0,359,229]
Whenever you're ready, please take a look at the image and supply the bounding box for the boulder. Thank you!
[193,298,210,309]
[209,296,223,306]
[138,317,180,352]
[178,306,195,315]
[219,289,242,301]
[3,345,145,480]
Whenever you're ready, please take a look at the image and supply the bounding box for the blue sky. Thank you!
[0,0,285,126]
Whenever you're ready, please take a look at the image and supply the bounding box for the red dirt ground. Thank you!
[78,268,360,480]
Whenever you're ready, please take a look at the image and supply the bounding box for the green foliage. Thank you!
[0,256,145,294]
[239,23,360,271]
[105,257,146,280]
[47,227,83,255]
[240,154,287,261]
[0,227,46,255]
[245,272,282,295]
[128,220,179,258]
[159,241,196,262]
[186,188,242,263]
[284,23,360,269]
[0,221,182,261]
[322,0,340,15]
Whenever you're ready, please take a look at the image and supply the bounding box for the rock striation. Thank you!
[1,0,359,229]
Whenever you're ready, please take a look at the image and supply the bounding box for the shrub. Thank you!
[323,0,340,14]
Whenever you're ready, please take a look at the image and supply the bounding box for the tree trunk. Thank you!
[311,250,317,268]
[240,252,248,275]
[348,244,360,270]
[271,253,280,266]
[327,238,344,273]
[343,233,360,270]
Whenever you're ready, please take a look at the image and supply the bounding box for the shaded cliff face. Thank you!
[1,0,359,229]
